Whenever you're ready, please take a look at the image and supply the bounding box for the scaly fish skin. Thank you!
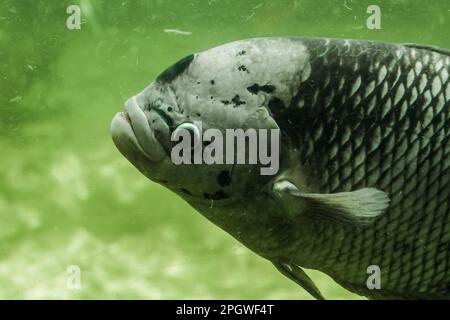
[273,38,450,299]
[111,37,450,299]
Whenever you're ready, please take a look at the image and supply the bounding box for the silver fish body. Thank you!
[111,37,450,299]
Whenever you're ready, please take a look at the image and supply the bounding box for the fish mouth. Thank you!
[111,96,166,162]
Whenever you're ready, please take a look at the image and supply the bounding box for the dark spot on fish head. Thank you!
[231,94,246,107]
[237,50,246,56]
[217,170,231,187]
[238,65,249,73]
[247,84,276,95]
[156,54,194,83]
[210,79,215,85]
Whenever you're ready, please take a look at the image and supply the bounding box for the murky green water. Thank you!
[0,0,448,299]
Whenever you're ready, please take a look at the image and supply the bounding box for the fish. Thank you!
[111,37,450,299]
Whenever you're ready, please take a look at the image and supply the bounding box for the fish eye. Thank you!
[173,122,201,149]
[154,99,174,113]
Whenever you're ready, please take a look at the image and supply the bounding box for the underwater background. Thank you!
[1,0,448,299]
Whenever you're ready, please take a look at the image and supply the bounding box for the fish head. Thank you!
[111,38,310,207]
[111,83,275,208]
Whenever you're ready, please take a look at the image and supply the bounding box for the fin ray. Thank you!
[273,262,324,300]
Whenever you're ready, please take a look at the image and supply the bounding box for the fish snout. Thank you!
[111,96,166,162]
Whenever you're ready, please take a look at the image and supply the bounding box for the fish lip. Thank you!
[113,96,167,162]
[111,111,149,158]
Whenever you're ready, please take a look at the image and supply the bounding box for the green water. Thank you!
[1,0,448,299]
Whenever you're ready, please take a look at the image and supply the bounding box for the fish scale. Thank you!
[270,38,450,298]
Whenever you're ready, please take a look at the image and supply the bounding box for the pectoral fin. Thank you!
[273,180,390,227]
[273,262,324,300]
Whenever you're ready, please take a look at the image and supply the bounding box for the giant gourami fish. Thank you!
[111,37,450,299]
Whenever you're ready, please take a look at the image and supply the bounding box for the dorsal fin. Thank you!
[403,43,450,56]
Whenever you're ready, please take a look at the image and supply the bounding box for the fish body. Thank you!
[111,37,450,299]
